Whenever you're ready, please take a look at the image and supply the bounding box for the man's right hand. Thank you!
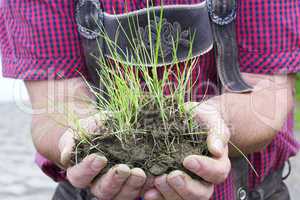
[25,78,147,200]
[58,114,147,200]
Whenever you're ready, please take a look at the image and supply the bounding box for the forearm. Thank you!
[210,73,295,156]
[25,78,97,166]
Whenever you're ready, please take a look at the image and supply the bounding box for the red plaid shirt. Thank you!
[1,0,299,199]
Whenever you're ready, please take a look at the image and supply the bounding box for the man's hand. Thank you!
[26,78,147,200]
[59,114,147,200]
[144,101,231,200]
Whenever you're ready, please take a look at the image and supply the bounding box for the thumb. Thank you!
[184,101,230,157]
[184,101,220,119]
[58,128,75,167]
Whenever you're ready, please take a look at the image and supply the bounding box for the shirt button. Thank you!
[237,187,248,200]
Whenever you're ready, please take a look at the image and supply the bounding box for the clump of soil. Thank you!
[72,94,208,177]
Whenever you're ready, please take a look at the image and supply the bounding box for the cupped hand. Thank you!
[144,101,231,200]
[58,113,147,200]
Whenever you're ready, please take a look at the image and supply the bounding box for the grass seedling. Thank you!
[69,2,256,177]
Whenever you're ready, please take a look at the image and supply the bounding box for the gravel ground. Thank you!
[0,103,299,200]
[0,103,57,200]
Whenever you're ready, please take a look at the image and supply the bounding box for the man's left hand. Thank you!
[144,101,231,200]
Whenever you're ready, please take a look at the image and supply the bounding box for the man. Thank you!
[0,0,299,200]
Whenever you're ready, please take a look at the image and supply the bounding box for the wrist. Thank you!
[31,115,67,166]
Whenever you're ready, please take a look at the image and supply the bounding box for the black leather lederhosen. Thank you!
[52,1,291,199]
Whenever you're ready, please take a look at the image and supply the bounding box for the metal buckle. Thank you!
[75,0,102,39]
[237,187,249,200]
[206,0,237,25]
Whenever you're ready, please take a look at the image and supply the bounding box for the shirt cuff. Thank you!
[35,152,67,182]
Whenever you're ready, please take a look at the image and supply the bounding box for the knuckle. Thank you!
[128,178,146,189]
[68,176,86,188]
[215,170,227,183]
[113,177,128,186]
[109,180,124,191]
[185,159,203,175]
[126,184,143,193]
[194,167,204,176]
[215,160,231,183]
[67,171,86,188]
[101,185,115,196]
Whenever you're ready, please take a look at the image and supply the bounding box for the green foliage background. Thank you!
[295,74,300,130]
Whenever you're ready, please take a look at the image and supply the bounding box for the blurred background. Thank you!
[0,62,57,200]
[0,60,299,199]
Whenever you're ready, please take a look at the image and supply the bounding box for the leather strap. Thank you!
[249,166,290,200]
[231,157,249,200]
[207,0,253,93]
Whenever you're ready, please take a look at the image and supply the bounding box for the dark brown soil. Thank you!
[72,95,208,177]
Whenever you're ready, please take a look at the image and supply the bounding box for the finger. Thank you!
[154,175,182,200]
[58,128,75,167]
[183,151,231,184]
[167,171,214,200]
[144,188,165,200]
[66,154,107,188]
[91,164,131,200]
[206,120,230,157]
[140,176,155,196]
[114,168,147,200]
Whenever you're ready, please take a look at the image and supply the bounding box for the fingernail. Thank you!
[115,164,130,178]
[131,169,146,184]
[60,148,71,166]
[184,158,199,171]
[91,155,107,171]
[213,138,224,152]
[169,171,185,188]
